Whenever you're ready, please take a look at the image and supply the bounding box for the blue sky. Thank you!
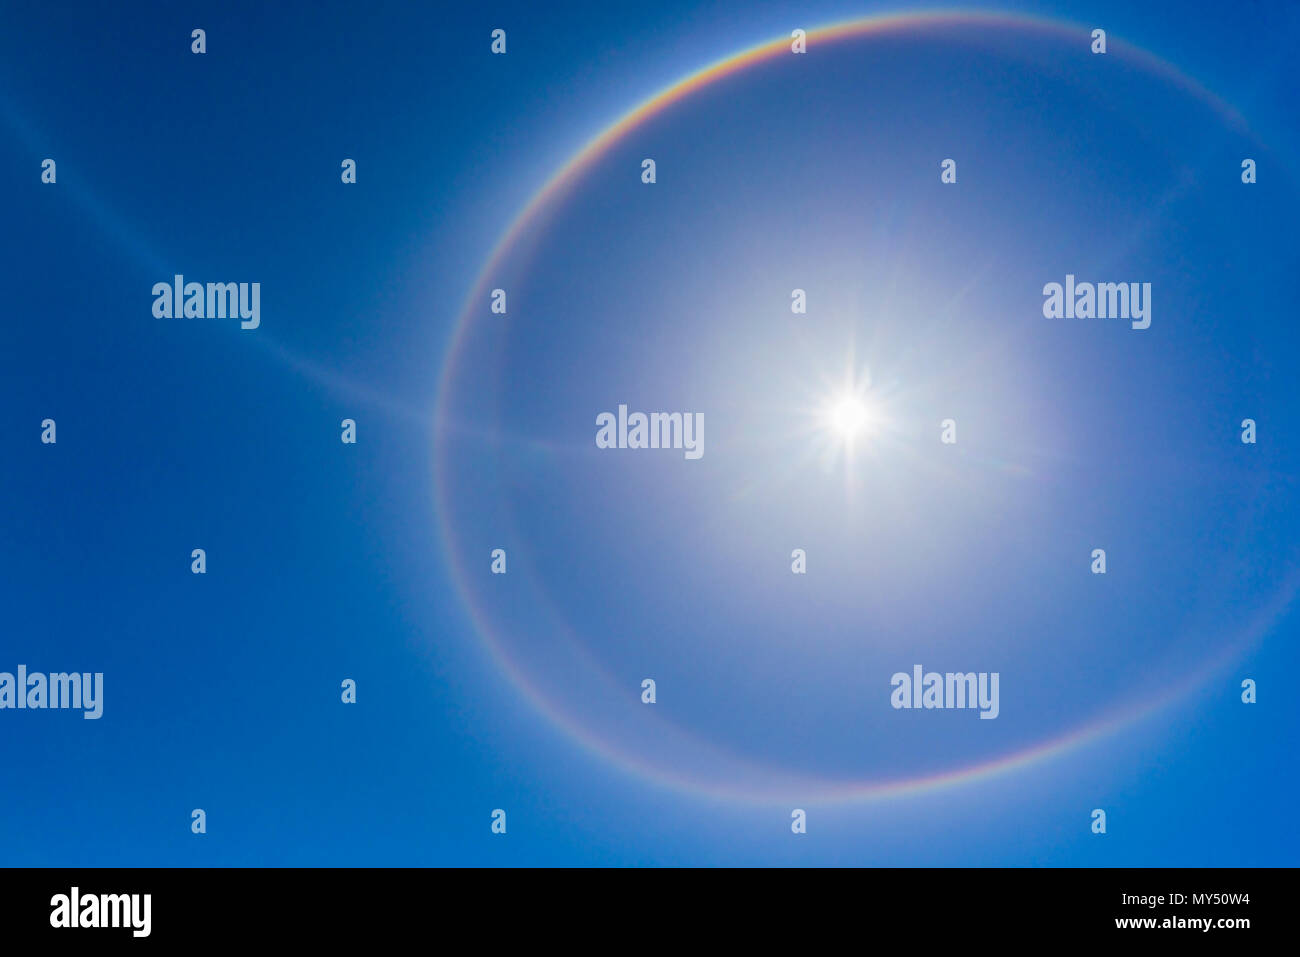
[1,0,1297,866]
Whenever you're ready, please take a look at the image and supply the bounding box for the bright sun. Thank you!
[826,394,877,440]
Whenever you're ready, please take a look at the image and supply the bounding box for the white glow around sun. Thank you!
[824,392,881,443]
[829,395,871,437]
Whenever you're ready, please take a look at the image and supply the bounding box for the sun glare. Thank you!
[830,396,870,436]
[825,393,879,442]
